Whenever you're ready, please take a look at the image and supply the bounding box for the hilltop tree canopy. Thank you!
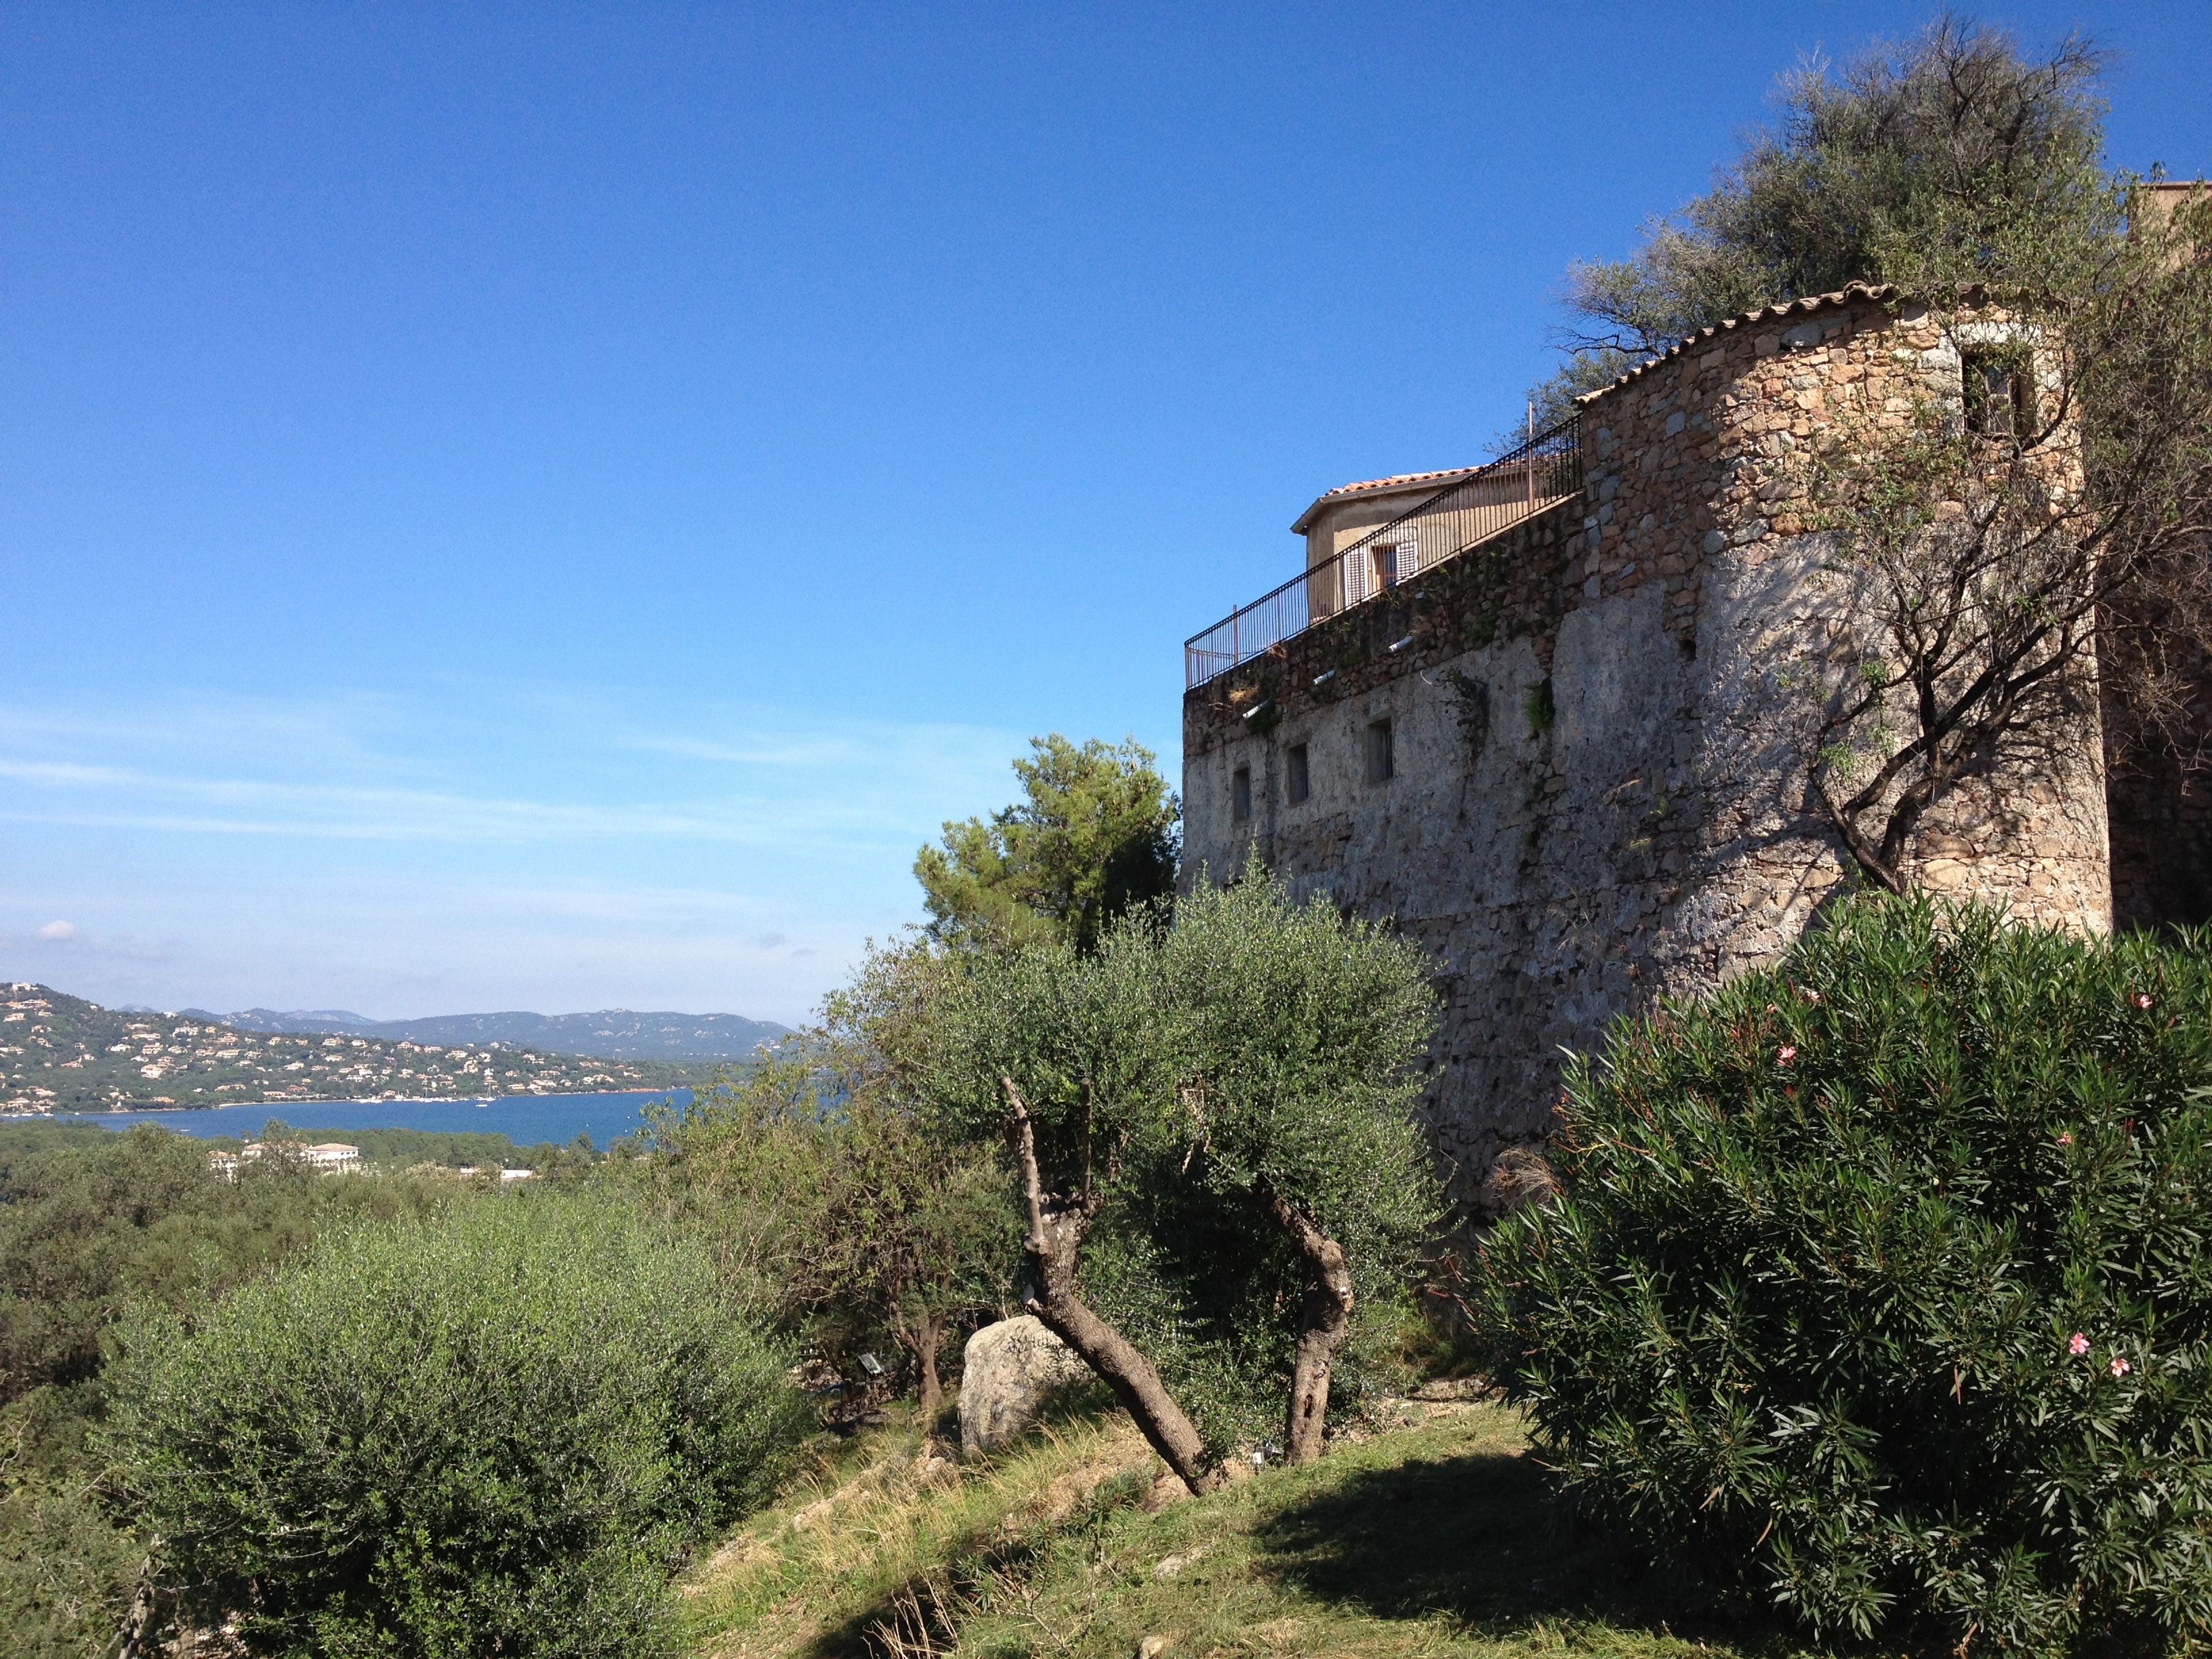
[1532,14,2118,421]
[915,735,1179,954]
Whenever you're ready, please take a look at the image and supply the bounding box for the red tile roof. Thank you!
[1292,464,1486,534]
[1321,464,1483,499]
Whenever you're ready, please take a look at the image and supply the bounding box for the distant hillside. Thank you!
[3,983,724,1113]
[206,1006,788,1061]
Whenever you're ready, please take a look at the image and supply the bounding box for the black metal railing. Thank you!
[1184,414,1582,689]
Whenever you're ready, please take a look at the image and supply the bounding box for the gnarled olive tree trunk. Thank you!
[1003,1080,1225,1494]
[1261,1178,1354,1465]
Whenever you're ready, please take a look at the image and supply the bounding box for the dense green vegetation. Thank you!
[16,853,2212,1659]
[1,982,714,1111]
[0,1124,455,1655]
[1475,898,2212,1652]
[111,1197,805,1657]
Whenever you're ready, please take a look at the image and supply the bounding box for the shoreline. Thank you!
[3,1086,678,1121]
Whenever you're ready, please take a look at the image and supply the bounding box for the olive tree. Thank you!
[920,924,1228,1490]
[920,869,1445,1479]
[1156,865,1440,1463]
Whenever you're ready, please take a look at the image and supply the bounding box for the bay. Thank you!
[18,1088,697,1149]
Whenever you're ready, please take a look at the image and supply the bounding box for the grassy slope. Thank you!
[678,1397,1825,1659]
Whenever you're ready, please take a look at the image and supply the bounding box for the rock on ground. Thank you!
[958,1315,1093,1460]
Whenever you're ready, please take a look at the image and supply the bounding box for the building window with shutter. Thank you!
[1231,765,1252,822]
[1343,539,1415,607]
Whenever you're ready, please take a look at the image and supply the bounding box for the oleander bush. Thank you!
[108,1193,808,1658]
[1473,896,2212,1655]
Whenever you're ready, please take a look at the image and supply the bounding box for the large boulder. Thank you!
[957,1315,1093,1460]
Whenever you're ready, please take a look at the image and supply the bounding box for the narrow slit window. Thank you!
[1286,743,1310,804]
[1963,350,2034,438]
[1231,765,1252,822]
[1364,718,1394,785]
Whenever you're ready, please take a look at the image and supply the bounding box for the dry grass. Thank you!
[675,1396,1162,1658]
[674,1396,1831,1659]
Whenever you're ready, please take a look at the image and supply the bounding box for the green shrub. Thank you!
[108,1193,807,1658]
[1472,897,2212,1655]
[0,1470,144,1659]
[0,1123,462,1652]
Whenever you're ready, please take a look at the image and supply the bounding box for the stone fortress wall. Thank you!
[1181,285,2115,1216]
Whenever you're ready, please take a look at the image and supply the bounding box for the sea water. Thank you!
[24,1089,697,1149]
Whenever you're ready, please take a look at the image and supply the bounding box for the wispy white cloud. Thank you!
[0,685,1021,851]
[0,788,914,849]
[0,679,1017,1019]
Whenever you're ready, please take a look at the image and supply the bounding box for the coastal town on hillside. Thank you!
[1,983,722,1113]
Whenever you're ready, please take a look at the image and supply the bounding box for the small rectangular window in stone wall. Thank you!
[1232,765,1252,821]
[1963,347,2035,438]
[1364,720,1394,785]
[1286,743,1310,804]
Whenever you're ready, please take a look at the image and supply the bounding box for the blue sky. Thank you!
[4,2,2207,1023]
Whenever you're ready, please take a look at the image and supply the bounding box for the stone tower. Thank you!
[1180,283,2114,1216]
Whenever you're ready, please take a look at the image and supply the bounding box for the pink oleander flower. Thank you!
[2069,1332,2089,1356]
[2135,993,2154,1009]
[2111,1356,2133,1378]
[1778,1045,1798,1064]
[2058,1131,2074,1146]
[1801,987,1822,1003]
[1766,1003,1780,1013]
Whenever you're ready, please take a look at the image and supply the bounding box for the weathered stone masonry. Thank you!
[1182,285,2115,1216]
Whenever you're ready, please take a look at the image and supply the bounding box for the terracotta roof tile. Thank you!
[1292,464,1488,535]
[1318,464,1484,501]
